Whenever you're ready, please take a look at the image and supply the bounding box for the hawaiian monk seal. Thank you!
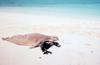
[2,33,59,49]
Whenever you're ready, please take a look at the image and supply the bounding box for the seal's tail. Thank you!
[2,37,9,40]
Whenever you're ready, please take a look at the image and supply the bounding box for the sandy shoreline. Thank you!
[0,9,100,65]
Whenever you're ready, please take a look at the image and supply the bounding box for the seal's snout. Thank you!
[53,42,61,47]
[57,44,61,47]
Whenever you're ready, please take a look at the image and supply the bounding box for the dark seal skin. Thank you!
[40,41,61,54]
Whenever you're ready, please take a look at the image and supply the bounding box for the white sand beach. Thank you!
[0,7,100,65]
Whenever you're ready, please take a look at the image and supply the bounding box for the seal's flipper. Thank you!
[43,51,52,54]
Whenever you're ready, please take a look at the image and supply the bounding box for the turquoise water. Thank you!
[0,0,100,16]
[0,4,100,25]
[0,4,100,15]
[0,4,100,18]
[0,0,100,6]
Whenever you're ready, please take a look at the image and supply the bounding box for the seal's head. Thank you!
[49,36,59,42]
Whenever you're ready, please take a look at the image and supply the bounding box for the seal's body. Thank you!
[2,33,59,48]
